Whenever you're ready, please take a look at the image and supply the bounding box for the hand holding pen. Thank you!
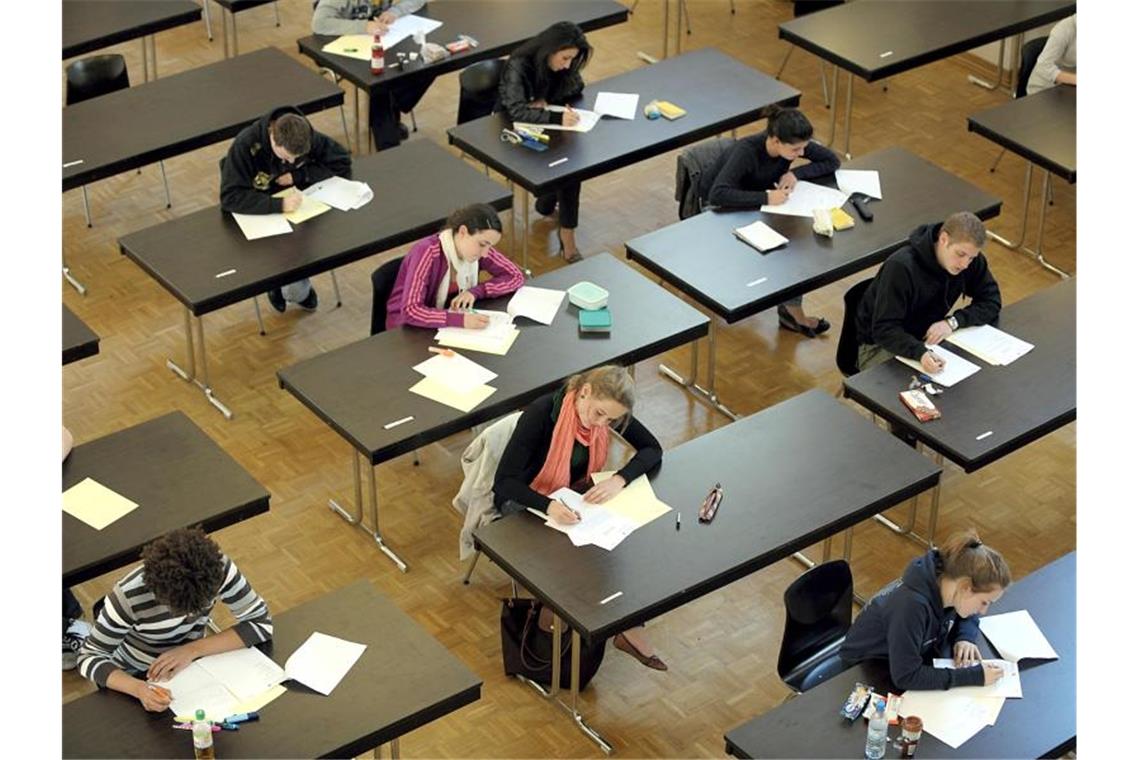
[920,350,946,374]
[561,106,581,128]
[547,498,581,524]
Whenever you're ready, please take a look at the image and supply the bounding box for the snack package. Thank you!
[840,682,872,722]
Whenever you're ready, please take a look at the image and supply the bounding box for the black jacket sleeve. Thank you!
[886,592,986,691]
[870,258,928,361]
[220,142,281,215]
[498,58,559,125]
[613,416,662,485]
[707,143,768,209]
[292,133,352,189]
[952,255,1002,328]
[494,400,555,511]
[792,140,842,180]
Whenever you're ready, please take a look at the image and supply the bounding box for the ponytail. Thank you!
[939,529,1012,592]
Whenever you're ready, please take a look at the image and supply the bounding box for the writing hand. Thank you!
[920,350,945,374]
[281,191,303,213]
[982,662,1005,686]
[462,312,490,329]
[766,188,790,205]
[562,108,580,127]
[776,172,797,192]
[135,681,172,712]
[547,499,581,524]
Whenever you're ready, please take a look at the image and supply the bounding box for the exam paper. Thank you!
[761,180,850,218]
[321,34,372,61]
[304,176,373,211]
[945,324,1034,366]
[380,14,443,48]
[194,647,286,702]
[413,351,497,393]
[62,478,139,530]
[898,689,994,749]
[515,106,602,133]
[409,376,497,412]
[590,471,671,527]
[232,212,292,240]
[544,488,638,551]
[896,344,981,387]
[933,658,1022,698]
[835,169,882,199]
[507,286,566,324]
[285,631,367,696]
[163,662,240,721]
[273,190,332,225]
[435,325,520,355]
[978,610,1059,662]
[593,92,639,119]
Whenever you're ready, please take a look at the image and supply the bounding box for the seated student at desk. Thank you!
[1027,14,1076,95]
[385,203,524,330]
[311,0,430,150]
[493,365,668,670]
[854,211,1001,374]
[839,529,1010,690]
[706,107,840,337]
[220,106,352,314]
[77,528,273,712]
[496,21,592,263]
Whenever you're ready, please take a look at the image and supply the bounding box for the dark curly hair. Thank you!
[141,527,225,616]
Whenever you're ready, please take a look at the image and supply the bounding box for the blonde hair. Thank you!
[939,529,1012,592]
[566,365,635,428]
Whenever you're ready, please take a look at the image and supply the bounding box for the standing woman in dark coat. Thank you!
[496,21,592,263]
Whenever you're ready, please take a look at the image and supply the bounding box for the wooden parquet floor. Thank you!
[61,2,1075,757]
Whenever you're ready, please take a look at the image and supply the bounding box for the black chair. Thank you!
[776,559,853,696]
[836,278,873,377]
[370,256,405,336]
[990,36,1048,172]
[775,1,845,108]
[457,58,506,125]
[65,55,170,227]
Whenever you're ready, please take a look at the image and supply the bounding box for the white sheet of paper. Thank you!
[381,14,443,48]
[435,325,520,355]
[898,690,994,749]
[412,351,498,393]
[544,488,639,551]
[62,478,140,530]
[507,286,565,325]
[933,658,1022,698]
[515,106,602,133]
[163,662,239,721]
[835,169,882,199]
[285,632,367,696]
[303,176,373,211]
[593,92,639,119]
[193,647,286,702]
[895,344,981,387]
[978,610,1059,661]
[734,220,789,252]
[761,180,851,217]
[231,212,292,240]
[945,325,1035,366]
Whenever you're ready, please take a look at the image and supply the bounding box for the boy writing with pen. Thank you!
[853,211,1002,375]
[76,528,273,712]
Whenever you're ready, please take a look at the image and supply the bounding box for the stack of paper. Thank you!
[63,478,139,530]
[163,647,286,721]
[733,220,789,252]
[593,92,640,119]
[304,176,373,211]
[945,325,1035,366]
[896,344,981,387]
[516,106,602,133]
[436,311,520,355]
[761,180,850,218]
[320,15,443,60]
[541,488,638,551]
[897,689,1003,749]
[409,350,498,412]
[978,610,1059,661]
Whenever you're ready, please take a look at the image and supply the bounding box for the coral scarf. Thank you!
[530,389,609,496]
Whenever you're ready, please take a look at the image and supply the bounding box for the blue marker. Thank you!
[223,711,260,724]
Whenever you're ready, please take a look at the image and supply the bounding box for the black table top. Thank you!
[447,48,801,195]
[119,139,512,316]
[63,47,344,191]
[778,1,1076,82]
[844,278,1075,473]
[63,580,482,759]
[277,253,708,466]
[968,86,1076,183]
[63,412,269,587]
[625,146,1002,324]
[724,551,1076,759]
[63,0,202,59]
[298,0,629,94]
[63,305,100,366]
[474,389,941,644]
[213,0,276,11]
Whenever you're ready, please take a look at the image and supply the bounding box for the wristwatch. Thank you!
[947,315,959,331]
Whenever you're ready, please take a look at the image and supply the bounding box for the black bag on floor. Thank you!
[500,597,606,689]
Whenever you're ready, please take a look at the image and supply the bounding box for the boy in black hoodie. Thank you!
[220,106,352,313]
[855,211,1001,374]
[839,530,1010,690]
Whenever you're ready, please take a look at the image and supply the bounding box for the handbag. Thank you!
[500,597,605,689]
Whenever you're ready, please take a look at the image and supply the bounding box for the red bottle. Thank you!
[370,32,384,75]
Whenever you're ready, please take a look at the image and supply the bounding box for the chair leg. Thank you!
[776,45,794,79]
[412,451,420,466]
[819,60,831,109]
[681,0,692,34]
[462,550,481,584]
[159,161,172,209]
[730,0,736,14]
[329,269,343,308]
[989,147,1006,173]
[252,296,266,335]
[1046,174,1054,205]
[409,109,418,133]
[81,186,93,228]
[202,0,213,41]
[273,0,280,26]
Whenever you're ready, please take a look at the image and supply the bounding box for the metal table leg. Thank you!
[988,162,1071,278]
[968,37,1007,90]
[516,184,532,277]
[165,308,234,419]
[149,35,158,79]
[1021,170,1071,278]
[368,462,409,571]
[841,71,854,160]
[658,314,740,420]
[827,64,839,145]
[461,550,481,584]
[252,296,266,335]
[141,38,149,81]
[353,87,361,155]
[63,251,87,295]
[328,450,409,570]
[330,269,344,307]
[202,0,213,41]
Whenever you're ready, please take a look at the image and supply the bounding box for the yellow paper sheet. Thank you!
[62,477,139,530]
[436,327,520,356]
[272,190,332,225]
[590,471,671,527]
[410,377,497,412]
[320,34,373,61]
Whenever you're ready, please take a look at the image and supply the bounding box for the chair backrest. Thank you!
[457,58,507,124]
[66,54,130,106]
[776,560,854,683]
[1015,36,1048,99]
[369,256,406,335]
[836,278,874,376]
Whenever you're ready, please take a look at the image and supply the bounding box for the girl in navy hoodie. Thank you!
[839,530,1011,690]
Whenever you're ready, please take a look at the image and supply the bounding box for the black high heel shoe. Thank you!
[557,237,583,263]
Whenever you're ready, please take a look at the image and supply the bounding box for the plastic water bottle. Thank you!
[192,709,215,760]
[864,698,888,760]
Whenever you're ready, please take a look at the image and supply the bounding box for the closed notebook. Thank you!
[578,308,612,333]
[733,220,789,252]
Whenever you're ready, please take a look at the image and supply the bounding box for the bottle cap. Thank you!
[195,709,206,720]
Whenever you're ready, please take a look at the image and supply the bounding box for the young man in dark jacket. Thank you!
[220,105,352,312]
[855,211,1001,374]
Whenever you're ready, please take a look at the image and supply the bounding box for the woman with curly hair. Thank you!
[77,527,273,712]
